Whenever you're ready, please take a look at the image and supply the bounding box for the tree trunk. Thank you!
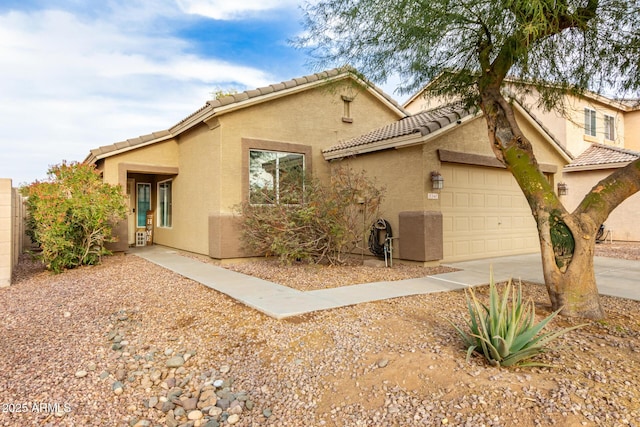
[537,212,604,318]
[479,86,605,319]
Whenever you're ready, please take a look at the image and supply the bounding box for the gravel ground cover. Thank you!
[1,243,639,427]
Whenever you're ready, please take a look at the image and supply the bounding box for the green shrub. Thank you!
[238,166,384,265]
[450,274,584,367]
[21,162,127,273]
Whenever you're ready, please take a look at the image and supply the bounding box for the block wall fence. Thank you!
[0,178,25,287]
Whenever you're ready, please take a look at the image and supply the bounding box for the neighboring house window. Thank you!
[604,114,615,141]
[136,183,151,228]
[584,108,596,137]
[249,150,305,204]
[158,180,172,228]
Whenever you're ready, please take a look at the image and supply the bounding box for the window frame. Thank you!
[248,149,305,205]
[584,108,597,137]
[242,138,313,206]
[604,114,615,141]
[157,179,172,228]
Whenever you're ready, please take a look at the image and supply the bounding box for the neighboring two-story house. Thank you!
[404,84,640,243]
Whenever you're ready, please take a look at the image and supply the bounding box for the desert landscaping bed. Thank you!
[0,243,639,426]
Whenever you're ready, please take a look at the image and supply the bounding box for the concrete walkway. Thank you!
[133,246,639,319]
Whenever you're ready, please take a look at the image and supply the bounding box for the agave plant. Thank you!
[450,273,585,367]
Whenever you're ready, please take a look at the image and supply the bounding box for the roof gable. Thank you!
[85,68,408,164]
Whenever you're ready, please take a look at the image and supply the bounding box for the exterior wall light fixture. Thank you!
[431,171,444,190]
[557,182,568,196]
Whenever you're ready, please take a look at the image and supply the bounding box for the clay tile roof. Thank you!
[565,143,640,169]
[86,67,407,164]
[323,102,475,155]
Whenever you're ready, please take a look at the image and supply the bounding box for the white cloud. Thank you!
[0,5,276,184]
[175,0,301,20]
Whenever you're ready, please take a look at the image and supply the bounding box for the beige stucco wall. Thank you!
[332,110,568,262]
[0,179,23,287]
[624,110,640,152]
[328,144,428,259]
[0,179,12,286]
[562,168,640,241]
[152,125,219,255]
[519,90,568,148]
[404,93,457,115]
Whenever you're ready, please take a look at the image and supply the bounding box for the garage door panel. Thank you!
[486,216,500,231]
[455,241,470,257]
[440,192,453,208]
[471,193,484,207]
[499,217,512,228]
[443,216,453,232]
[471,170,485,186]
[485,238,500,249]
[455,217,470,231]
[471,240,485,254]
[455,193,470,207]
[442,164,540,262]
[512,195,523,207]
[453,169,469,186]
[499,173,516,186]
[500,238,513,251]
[443,241,453,258]
[485,171,498,186]
[471,216,485,231]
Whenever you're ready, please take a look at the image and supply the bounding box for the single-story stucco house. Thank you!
[86,68,577,264]
[84,68,407,260]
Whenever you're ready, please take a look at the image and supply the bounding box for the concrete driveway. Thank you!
[441,253,640,302]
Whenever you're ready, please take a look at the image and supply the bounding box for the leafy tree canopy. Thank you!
[297,0,640,320]
[298,0,640,110]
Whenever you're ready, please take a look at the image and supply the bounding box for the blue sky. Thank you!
[0,0,404,185]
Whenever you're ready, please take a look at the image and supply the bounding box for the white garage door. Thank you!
[441,164,540,262]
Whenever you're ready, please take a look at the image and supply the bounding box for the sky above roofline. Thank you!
[0,0,406,185]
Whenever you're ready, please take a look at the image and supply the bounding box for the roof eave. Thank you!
[564,161,632,172]
[88,132,177,163]
[323,132,426,160]
[323,110,481,160]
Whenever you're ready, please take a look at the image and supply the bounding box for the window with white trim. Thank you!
[604,114,615,141]
[158,180,172,228]
[584,108,596,137]
[249,150,305,204]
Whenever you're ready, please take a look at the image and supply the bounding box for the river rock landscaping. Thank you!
[1,243,639,426]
